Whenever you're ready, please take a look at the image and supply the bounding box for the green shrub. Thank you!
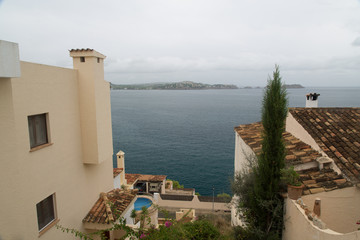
[144,219,221,240]
[280,166,301,186]
[217,193,231,202]
[167,179,184,189]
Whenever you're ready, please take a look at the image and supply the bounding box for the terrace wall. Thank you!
[155,193,230,211]
[283,189,360,240]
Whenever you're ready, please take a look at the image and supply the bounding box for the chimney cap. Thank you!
[116,150,125,156]
[69,48,106,59]
[306,93,320,101]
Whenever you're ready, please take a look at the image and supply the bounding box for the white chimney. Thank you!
[116,150,126,185]
[0,40,21,78]
[306,93,320,108]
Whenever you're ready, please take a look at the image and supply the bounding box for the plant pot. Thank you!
[287,184,304,200]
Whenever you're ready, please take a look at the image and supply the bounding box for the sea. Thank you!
[111,87,360,196]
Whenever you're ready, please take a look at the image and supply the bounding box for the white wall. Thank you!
[122,203,139,227]
[156,194,229,211]
[232,132,256,226]
[234,132,256,174]
[285,112,321,152]
[283,194,360,240]
[302,187,360,234]
[0,40,21,77]
[114,175,121,189]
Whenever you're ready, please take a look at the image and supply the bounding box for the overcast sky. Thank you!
[1,0,360,86]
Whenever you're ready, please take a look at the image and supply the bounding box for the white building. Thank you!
[232,95,360,239]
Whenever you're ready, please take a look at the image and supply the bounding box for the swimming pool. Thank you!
[134,197,153,211]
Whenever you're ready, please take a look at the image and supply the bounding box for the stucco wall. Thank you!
[283,193,360,240]
[234,132,256,174]
[302,187,360,233]
[285,112,321,152]
[73,55,113,165]
[0,40,21,77]
[0,61,114,240]
[114,175,121,189]
[232,132,256,226]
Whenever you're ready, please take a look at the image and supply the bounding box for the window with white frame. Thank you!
[36,193,57,232]
[28,113,48,149]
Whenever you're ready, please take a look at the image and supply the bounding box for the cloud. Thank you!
[105,55,279,74]
[352,37,360,46]
[1,0,360,86]
[105,53,360,75]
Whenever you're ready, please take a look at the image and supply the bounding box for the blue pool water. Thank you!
[134,197,153,211]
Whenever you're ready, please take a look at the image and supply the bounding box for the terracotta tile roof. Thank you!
[289,108,360,183]
[235,122,350,193]
[83,189,138,224]
[299,167,352,195]
[113,168,123,178]
[125,173,167,185]
[235,122,322,165]
[125,174,142,185]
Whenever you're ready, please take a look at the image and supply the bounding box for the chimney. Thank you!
[116,150,125,169]
[116,151,126,185]
[306,93,320,108]
[69,48,113,164]
[313,198,321,216]
[0,40,21,78]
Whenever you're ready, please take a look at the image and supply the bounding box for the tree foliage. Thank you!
[256,64,288,197]
[232,65,288,240]
[217,193,232,202]
[167,179,184,189]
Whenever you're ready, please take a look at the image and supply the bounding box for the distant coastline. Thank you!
[284,84,305,89]
[239,84,304,89]
[110,81,238,90]
[110,81,304,90]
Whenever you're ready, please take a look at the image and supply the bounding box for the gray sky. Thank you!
[1,0,360,87]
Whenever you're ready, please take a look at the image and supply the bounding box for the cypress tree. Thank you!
[253,65,288,238]
[232,65,288,239]
[257,64,287,197]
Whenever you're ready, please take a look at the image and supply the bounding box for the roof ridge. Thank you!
[100,192,114,222]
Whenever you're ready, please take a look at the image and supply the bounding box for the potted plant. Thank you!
[281,166,303,200]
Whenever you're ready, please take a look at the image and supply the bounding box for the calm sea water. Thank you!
[111,87,360,196]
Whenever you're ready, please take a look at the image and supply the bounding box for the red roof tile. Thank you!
[234,122,350,193]
[113,168,123,178]
[235,122,322,166]
[69,48,94,52]
[289,108,360,183]
[125,173,166,185]
[83,189,138,224]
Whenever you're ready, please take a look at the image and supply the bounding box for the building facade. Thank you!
[0,40,114,239]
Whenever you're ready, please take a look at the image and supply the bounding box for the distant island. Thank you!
[239,84,304,89]
[110,81,238,90]
[284,84,304,89]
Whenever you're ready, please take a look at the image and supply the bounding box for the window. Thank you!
[28,113,48,149]
[80,57,85,62]
[36,194,57,232]
[97,57,100,63]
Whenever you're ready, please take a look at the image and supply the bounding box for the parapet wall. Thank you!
[155,194,230,211]
[283,196,360,240]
